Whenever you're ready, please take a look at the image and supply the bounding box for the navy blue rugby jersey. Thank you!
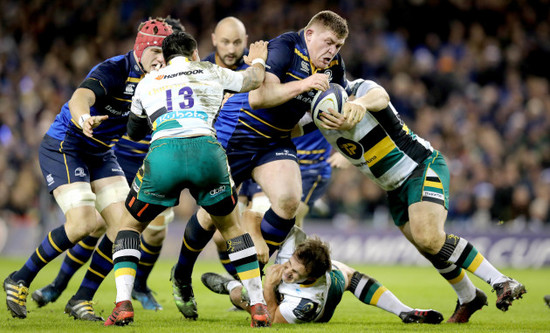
[293,129,332,177]
[202,49,249,71]
[215,31,348,144]
[46,51,144,150]
[113,133,150,160]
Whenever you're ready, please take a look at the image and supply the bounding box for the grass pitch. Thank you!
[1,256,549,332]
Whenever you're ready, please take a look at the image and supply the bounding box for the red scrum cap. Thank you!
[134,19,173,63]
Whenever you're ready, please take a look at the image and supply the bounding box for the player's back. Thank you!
[134,57,242,141]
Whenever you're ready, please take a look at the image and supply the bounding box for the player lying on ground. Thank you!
[202,226,444,324]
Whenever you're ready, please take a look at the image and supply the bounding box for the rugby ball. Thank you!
[311,83,348,128]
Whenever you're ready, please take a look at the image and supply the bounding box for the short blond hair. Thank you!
[305,10,348,40]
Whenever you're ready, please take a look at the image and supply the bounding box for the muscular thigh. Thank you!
[253,159,302,203]
[387,151,450,226]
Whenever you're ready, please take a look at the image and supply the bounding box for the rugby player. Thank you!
[301,79,527,323]
[3,18,173,320]
[104,31,271,327]
[202,227,444,324]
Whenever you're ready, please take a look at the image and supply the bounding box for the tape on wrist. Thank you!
[78,114,91,128]
[251,58,266,67]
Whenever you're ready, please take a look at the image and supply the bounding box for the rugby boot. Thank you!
[104,300,134,326]
[170,265,198,320]
[544,295,550,308]
[32,283,62,307]
[201,272,234,294]
[250,303,271,327]
[447,288,488,323]
[493,277,526,311]
[3,271,29,319]
[399,309,443,324]
[132,288,163,311]
[64,298,104,321]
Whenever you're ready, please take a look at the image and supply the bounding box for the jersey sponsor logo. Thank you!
[105,104,130,116]
[74,167,86,177]
[209,185,226,197]
[143,190,165,198]
[154,69,204,80]
[300,61,309,73]
[423,191,444,200]
[336,137,363,159]
[155,110,208,125]
[275,149,297,159]
[46,174,54,186]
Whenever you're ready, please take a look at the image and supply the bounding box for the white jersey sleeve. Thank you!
[354,80,382,98]
[214,65,244,92]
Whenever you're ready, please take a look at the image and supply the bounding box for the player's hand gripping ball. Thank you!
[311,83,348,129]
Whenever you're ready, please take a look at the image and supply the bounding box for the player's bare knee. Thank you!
[273,195,300,219]
[142,208,173,243]
[411,231,443,254]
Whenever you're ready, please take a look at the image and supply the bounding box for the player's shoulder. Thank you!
[202,52,216,64]
[89,51,138,79]
[271,31,301,46]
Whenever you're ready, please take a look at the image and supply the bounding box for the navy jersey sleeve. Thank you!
[79,60,124,99]
[266,34,295,80]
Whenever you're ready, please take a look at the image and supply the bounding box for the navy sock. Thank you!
[72,236,113,301]
[134,234,163,292]
[14,226,74,285]
[53,235,99,291]
[260,208,295,257]
[174,214,215,284]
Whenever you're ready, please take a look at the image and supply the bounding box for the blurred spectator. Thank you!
[0,0,549,231]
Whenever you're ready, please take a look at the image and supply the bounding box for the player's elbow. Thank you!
[372,88,390,111]
[126,114,149,141]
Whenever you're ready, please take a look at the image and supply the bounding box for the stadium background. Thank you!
[0,0,549,267]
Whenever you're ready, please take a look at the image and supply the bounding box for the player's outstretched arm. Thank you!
[249,72,330,110]
[68,87,108,138]
[349,85,389,113]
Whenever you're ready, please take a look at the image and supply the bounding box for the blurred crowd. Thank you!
[0,0,549,232]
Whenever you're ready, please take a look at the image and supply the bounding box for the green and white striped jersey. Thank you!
[319,80,433,191]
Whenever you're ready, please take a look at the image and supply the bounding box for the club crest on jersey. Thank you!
[74,167,86,177]
[124,84,135,95]
[323,69,333,81]
[336,137,363,159]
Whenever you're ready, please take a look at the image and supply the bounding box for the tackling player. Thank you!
[170,12,365,318]
[302,79,527,323]
[104,31,271,327]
